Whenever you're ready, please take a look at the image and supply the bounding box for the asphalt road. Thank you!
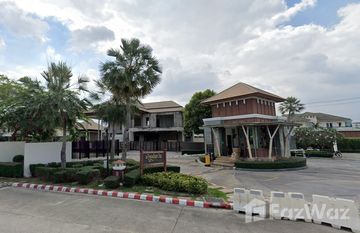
[0,187,343,233]
[159,153,360,202]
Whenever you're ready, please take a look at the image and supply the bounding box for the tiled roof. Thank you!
[202,82,285,104]
[298,112,351,122]
[139,101,183,113]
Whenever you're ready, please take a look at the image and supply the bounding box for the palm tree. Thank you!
[100,38,162,160]
[41,61,90,168]
[94,99,126,160]
[279,97,305,122]
[279,96,305,157]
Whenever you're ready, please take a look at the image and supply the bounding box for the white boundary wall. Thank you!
[24,142,72,177]
[0,141,25,162]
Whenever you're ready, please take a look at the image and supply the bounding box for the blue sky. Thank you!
[0,0,360,120]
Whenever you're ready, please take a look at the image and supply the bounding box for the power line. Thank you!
[305,100,360,107]
[305,97,360,105]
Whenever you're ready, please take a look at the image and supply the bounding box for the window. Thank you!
[145,117,150,127]
[338,122,342,127]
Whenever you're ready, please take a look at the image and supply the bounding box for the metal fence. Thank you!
[72,140,204,159]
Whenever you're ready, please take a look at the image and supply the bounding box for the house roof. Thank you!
[202,82,285,104]
[139,101,183,113]
[297,112,351,122]
[77,120,104,131]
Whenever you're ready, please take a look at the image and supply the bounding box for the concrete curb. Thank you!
[11,182,233,210]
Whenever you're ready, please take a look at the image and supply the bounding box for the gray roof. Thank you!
[139,101,183,113]
[296,112,351,122]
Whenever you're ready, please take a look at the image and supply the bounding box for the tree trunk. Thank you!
[267,125,279,159]
[61,118,67,168]
[122,102,131,161]
[110,121,116,160]
[242,125,253,159]
[283,126,294,158]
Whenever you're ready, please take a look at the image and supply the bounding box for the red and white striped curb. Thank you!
[11,183,233,209]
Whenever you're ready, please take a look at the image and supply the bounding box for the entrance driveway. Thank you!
[148,152,360,202]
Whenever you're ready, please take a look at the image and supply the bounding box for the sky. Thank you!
[0,0,360,121]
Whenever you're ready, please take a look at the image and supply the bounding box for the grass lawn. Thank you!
[0,177,229,201]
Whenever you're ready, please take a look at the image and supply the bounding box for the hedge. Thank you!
[338,139,360,153]
[124,169,141,187]
[305,150,333,158]
[35,167,62,181]
[144,165,180,174]
[0,162,23,177]
[29,164,45,177]
[234,158,306,169]
[76,169,100,185]
[142,172,208,194]
[13,155,24,163]
[104,176,120,189]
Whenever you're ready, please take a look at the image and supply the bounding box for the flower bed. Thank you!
[234,157,306,170]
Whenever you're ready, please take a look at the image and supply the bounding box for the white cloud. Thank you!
[70,25,115,51]
[43,46,62,62]
[0,37,5,47]
[0,1,49,41]
[270,0,317,25]
[2,0,360,119]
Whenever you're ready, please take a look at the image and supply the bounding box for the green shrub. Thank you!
[12,155,24,163]
[29,164,45,177]
[234,158,306,169]
[53,170,67,183]
[305,150,333,158]
[338,139,360,153]
[0,162,23,177]
[52,168,79,183]
[124,169,141,187]
[142,172,208,194]
[104,176,120,189]
[76,169,100,185]
[35,167,61,181]
[48,162,61,168]
[144,165,180,174]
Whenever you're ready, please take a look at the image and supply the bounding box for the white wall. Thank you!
[0,141,25,162]
[23,142,72,177]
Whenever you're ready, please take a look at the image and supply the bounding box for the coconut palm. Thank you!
[279,96,305,157]
[100,38,162,160]
[41,61,91,168]
[279,97,305,122]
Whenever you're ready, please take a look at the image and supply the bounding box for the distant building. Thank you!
[130,101,184,143]
[292,112,360,139]
[202,82,295,158]
[293,112,352,128]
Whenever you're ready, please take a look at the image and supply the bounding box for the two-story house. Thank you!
[130,101,184,144]
[202,82,295,158]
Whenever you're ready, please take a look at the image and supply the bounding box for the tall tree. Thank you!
[100,38,162,160]
[0,76,56,141]
[279,96,305,157]
[94,100,126,159]
[41,61,91,168]
[184,89,216,137]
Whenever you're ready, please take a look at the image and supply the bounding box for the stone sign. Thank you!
[140,150,167,175]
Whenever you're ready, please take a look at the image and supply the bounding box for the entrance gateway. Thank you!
[202,82,297,159]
